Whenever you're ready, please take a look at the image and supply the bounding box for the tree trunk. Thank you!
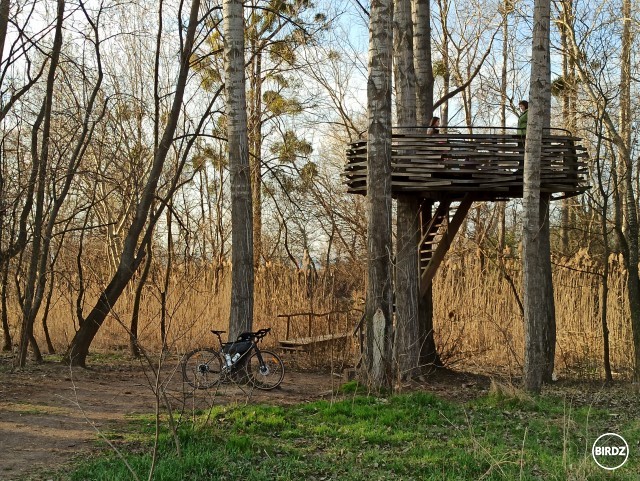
[225,0,254,339]
[393,0,419,381]
[437,0,450,125]
[497,0,510,252]
[160,208,173,350]
[249,46,263,268]
[41,267,56,354]
[412,0,440,372]
[1,259,11,351]
[617,0,640,383]
[522,0,555,393]
[63,0,202,367]
[412,0,433,125]
[130,237,153,358]
[0,0,9,67]
[595,131,613,382]
[17,0,65,367]
[363,0,394,389]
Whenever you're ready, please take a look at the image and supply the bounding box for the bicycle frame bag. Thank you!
[222,340,251,355]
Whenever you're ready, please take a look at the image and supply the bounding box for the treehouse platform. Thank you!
[344,126,589,292]
[343,127,588,201]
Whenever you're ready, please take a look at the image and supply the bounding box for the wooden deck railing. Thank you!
[344,127,588,200]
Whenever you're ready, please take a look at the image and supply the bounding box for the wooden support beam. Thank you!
[420,196,473,296]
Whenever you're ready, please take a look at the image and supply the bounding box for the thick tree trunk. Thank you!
[522,0,555,393]
[63,0,202,367]
[412,0,433,124]
[225,0,254,339]
[617,0,640,383]
[393,0,420,381]
[412,0,440,372]
[395,197,420,379]
[363,0,394,389]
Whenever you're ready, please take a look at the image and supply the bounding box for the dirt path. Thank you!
[0,355,342,481]
[4,354,634,481]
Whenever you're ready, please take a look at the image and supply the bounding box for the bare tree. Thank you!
[64,0,203,367]
[17,0,67,366]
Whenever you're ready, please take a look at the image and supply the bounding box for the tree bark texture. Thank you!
[393,0,420,380]
[522,0,555,393]
[412,0,433,125]
[225,0,254,339]
[364,0,394,389]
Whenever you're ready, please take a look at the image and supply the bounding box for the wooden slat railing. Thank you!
[344,127,588,200]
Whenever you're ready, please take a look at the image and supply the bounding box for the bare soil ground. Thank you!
[1,352,637,481]
[0,352,354,481]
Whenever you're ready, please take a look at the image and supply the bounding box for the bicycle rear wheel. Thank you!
[182,348,223,389]
[245,350,284,390]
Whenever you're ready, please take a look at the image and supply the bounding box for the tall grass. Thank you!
[433,245,634,378]
[3,247,635,377]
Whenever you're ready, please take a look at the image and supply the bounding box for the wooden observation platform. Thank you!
[343,126,589,293]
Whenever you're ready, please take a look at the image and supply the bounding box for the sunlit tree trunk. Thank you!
[522,0,555,393]
[436,0,450,125]
[363,0,394,389]
[225,0,254,339]
[394,0,419,380]
[413,0,433,123]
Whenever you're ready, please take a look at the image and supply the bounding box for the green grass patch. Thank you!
[67,389,640,481]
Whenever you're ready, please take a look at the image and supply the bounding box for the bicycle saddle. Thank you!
[211,330,226,335]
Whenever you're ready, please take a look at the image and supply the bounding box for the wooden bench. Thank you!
[279,332,352,351]
[277,311,361,352]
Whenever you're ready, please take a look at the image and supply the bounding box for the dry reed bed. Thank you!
[433,248,634,378]
[3,252,635,378]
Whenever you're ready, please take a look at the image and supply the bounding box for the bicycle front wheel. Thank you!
[182,348,223,389]
[245,350,284,390]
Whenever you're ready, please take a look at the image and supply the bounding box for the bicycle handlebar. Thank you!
[233,327,271,343]
[252,328,270,342]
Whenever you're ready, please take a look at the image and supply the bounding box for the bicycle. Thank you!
[181,327,284,390]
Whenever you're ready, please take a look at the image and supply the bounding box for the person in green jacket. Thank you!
[517,100,528,136]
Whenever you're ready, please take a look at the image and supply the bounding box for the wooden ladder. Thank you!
[419,196,473,296]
